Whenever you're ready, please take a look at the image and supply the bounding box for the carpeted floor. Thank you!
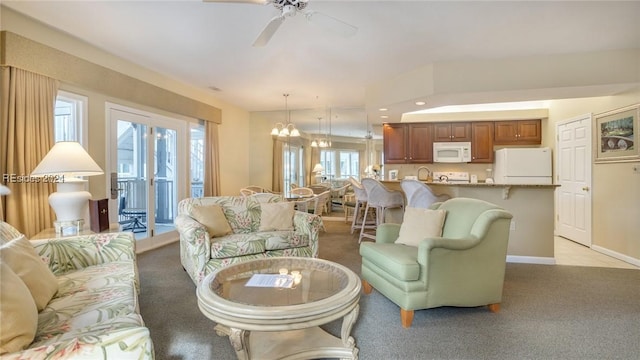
[138,220,640,360]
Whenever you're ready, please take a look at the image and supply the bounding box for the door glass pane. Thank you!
[190,124,205,198]
[154,127,177,235]
[117,120,149,237]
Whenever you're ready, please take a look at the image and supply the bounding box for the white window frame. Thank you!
[55,90,88,145]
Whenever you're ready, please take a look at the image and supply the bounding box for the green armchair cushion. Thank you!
[359,243,420,281]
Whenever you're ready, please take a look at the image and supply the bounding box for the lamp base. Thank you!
[49,179,91,224]
[54,219,84,236]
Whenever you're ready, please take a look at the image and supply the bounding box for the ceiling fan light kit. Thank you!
[205,0,357,47]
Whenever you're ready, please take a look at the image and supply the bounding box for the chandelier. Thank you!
[270,93,300,137]
[310,117,329,147]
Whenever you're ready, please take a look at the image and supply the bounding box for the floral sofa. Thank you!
[0,221,154,359]
[175,194,323,285]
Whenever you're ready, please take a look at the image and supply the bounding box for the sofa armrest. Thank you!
[31,232,136,277]
[292,211,323,257]
[174,214,212,284]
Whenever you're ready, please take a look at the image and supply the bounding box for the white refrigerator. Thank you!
[493,148,552,185]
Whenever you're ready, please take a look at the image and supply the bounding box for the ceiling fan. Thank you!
[204,0,358,47]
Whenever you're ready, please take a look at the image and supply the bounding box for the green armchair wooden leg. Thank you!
[488,303,500,313]
[362,279,373,294]
[401,308,414,328]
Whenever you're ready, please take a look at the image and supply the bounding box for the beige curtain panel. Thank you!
[272,137,283,193]
[203,120,220,197]
[1,66,59,237]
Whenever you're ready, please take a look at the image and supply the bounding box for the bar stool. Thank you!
[400,179,450,208]
[359,178,405,243]
[348,177,375,235]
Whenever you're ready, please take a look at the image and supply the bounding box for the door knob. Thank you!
[582,186,590,191]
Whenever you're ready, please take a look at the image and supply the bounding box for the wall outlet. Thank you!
[510,220,516,231]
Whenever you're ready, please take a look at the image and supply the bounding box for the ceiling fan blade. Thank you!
[203,0,269,4]
[304,11,358,38]
[253,15,285,47]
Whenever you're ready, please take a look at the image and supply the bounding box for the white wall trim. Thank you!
[507,255,556,265]
[592,245,640,268]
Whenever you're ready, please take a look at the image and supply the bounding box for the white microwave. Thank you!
[433,142,472,163]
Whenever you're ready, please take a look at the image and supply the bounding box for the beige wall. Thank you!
[1,6,251,197]
[547,90,640,262]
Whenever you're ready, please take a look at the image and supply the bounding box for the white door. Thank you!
[108,105,185,252]
[556,114,592,246]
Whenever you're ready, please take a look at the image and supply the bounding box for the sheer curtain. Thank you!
[203,120,220,196]
[0,67,59,237]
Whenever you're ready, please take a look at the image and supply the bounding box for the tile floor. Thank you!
[554,236,639,269]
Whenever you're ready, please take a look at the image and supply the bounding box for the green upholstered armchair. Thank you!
[359,197,513,328]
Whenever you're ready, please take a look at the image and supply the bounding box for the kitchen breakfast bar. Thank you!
[381,181,559,264]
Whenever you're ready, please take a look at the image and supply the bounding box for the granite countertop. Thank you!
[381,180,559,188]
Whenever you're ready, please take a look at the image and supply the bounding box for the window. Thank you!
[284,144,304,190]
[54,91,87,144]
[320,149,360,179]
[190,122,204,198]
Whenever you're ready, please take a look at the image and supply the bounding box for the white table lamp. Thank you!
[312,163,324,174]
[0,184,10,195]
[31,142,104,226]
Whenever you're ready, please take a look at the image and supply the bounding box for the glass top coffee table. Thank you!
[197,257,361,360]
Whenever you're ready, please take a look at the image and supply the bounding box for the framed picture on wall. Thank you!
[595,104,639,163]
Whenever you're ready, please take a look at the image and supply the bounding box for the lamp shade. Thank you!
[312,163,324,173]
[0,185,10,195]
[31,141,103,177]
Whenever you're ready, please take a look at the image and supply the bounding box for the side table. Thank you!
[30,223,123,240]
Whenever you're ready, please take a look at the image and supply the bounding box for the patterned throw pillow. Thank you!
[395,207,447,247]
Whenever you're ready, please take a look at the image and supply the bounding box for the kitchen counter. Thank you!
[382,180,558,199]
[380,179,557,264]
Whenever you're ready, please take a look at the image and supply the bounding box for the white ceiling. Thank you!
[3,0,640,138]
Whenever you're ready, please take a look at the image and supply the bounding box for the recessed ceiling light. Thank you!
[415,101,426,106]
[381,115,389,119]
[379,108,388,112]
[208,86,221,91]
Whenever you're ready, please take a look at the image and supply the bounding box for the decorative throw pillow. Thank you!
[259,202,295,231]
[0,235,58,311]
[395,207,447,247]
[0,261,38,354]
[191,204,233,238]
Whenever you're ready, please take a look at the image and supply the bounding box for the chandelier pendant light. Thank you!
[270,93,300,137]
[311,116,329,148]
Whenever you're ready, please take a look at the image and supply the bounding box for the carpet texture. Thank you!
[138,220,640,360]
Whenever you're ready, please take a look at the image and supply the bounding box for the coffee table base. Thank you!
[214,306,359,360]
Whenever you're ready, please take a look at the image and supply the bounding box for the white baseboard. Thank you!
[507,255,556,265]
[591,245,640,268]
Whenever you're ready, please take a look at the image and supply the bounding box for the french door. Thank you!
[108,105,186,252]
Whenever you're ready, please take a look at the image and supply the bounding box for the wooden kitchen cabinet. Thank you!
[433,122,471,142]
[383,123,434,164]
[470,122,494,163]
[494,119,541,145]
[383,123,408,164]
